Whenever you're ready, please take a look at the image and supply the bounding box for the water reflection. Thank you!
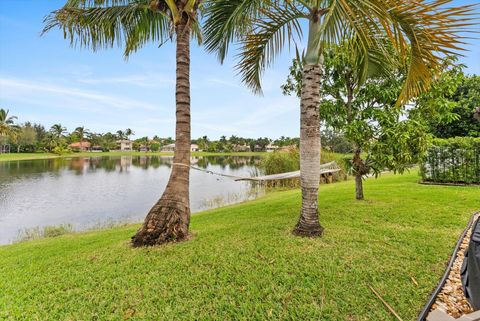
[0,155,264,245]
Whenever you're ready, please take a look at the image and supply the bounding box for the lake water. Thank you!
[0,155,264,245]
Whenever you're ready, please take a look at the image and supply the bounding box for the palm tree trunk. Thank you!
[293,63,324,237]
[132,21,191,247]
[293,16,324,237]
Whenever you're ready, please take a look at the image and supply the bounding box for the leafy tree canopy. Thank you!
[417,70,480,138]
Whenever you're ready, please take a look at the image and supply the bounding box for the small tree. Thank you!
[283,44,430,200]
[15,123,37,153]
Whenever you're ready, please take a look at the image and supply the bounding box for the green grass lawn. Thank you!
[0,151,267,162]
[0,171,478,320]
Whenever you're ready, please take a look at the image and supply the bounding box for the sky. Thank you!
[0,0,479,140]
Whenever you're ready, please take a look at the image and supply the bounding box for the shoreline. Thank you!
[0,151,268,162]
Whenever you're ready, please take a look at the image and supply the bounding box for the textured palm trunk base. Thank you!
[293,64,324,237]
[131,166,191,247]
[132,21,192,247]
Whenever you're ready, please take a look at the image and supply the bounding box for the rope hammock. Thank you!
[174,161,341,182]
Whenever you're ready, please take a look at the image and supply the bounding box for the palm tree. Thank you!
[0,109,17,136]
[116,130,125,140]
[125,128,134,140]
[204,0,476,237]
[74,126,90,150]
[50,124,67,139]
[43,0,203,246]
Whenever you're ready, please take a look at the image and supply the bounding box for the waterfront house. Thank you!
[233,144,251,152]
[161,143,176,152]
[266,143,279,153]
[116,140,133,151]
[69,141,91,152]
[161,143,200,152]
[279,145,298,153]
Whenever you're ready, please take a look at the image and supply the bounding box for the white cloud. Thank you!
[193,96,299,137]
[0,77,161,111]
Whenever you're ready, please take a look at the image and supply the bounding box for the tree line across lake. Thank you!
[0,115,304,154]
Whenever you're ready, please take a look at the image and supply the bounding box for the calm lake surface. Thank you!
[0,156,264,245]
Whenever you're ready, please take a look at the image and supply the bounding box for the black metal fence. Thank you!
[420,137,480,184]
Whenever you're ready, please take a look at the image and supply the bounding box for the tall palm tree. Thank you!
[43,0,203,246]
[204,0,476,237]
[50,123,67,139]
[0,109,18,136]
[74,126,90,150]
[125,128,134,140]
[116,130,126,140]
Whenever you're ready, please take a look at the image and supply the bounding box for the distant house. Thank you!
[116,140,133,151]
[161,143,200,152]
[161,143,176,152]
[69,141,91,151]
[279,145,297,153]
[233,144,251,152]
[191,144,200,152]
[266,143,279,153]
[254,145,264,152]
[139,145,149,152]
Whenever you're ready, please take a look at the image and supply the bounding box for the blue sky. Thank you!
[0,0,479,140]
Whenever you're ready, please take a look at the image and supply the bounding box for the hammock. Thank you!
[234,161,341,181]
[179,161,342,182]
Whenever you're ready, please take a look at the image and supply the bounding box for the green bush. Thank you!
[261,149,300,175]
[260,149,347,188]
[16,224,73,242]
[52,146,72,155]
[420,137,480,184]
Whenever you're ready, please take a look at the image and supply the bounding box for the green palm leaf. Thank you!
[236,2,305,93]
[43,0,173,57]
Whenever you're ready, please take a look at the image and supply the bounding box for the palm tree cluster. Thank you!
[0,109,18,137]
[43,0,477,246]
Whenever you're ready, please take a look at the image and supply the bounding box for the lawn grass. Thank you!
[0,171,478,320]
[0,151,267,162]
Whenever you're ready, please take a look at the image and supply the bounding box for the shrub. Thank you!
[52,146,72,155]
[420,137,480,184]
[16,224,73,242]
[260,149,347,188]
[261,149,300,175]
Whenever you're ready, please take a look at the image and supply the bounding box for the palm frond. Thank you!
[375,0,478,104]
[43,0,172,57]
[65,0,136,8]
[203,0,267,63]
[236,2,305,94]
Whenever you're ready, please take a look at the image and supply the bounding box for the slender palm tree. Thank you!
[125,128,134,140]
[116,130,126,140]
[74,126,90,150]
[204,0,476,237]
[50,123,67,139]
[43,0,203,246]
[0,109,18,136]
